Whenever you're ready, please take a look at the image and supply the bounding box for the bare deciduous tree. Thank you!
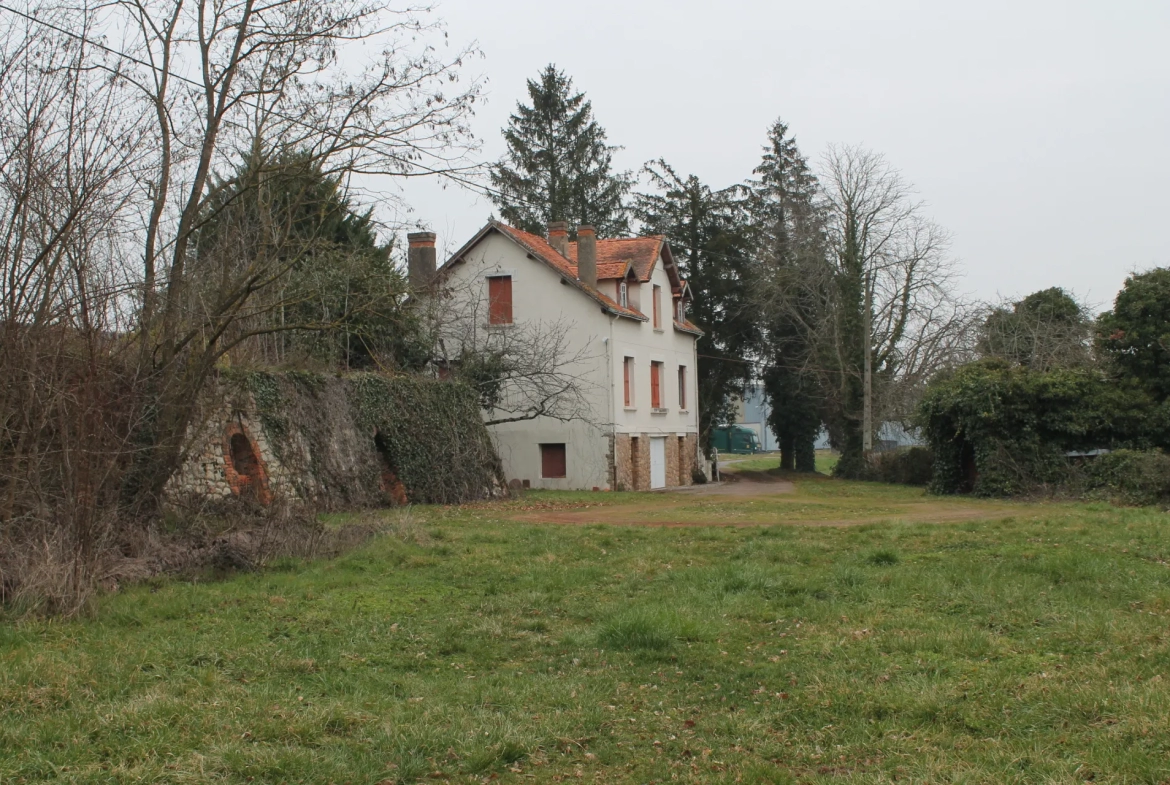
[754,145,974,476]
[820,145,973,473]
[0,0,480,609]
[422,275,602,427]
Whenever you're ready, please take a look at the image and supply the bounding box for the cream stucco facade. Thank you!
[427,222,701,491]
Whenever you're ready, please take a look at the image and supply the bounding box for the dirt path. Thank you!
[509,472,1014,529]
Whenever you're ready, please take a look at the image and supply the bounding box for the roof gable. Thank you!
[438,220,647,321]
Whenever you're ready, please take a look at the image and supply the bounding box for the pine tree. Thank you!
[635,160,757,452]
[490,65,632,237]
[749,119,826,472]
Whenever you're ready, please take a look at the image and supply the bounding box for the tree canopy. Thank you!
[748,118,825,472]
[979,287,1092,370]
[1098,268,1170,401]
[490,65,632,237]
[196,153,426,371]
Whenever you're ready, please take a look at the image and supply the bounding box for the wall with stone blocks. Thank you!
[165,373,502,509]
[611,432,698,491]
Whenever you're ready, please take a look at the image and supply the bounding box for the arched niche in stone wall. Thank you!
[223,423,272,505]
[374,429,408,506]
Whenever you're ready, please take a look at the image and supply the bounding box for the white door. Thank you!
[650,437,667,489]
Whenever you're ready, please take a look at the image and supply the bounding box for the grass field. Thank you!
[3,477,1170,783]
[721,450,839,475]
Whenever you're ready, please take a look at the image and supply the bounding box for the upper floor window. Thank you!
[652,285,662,328]
[678,365,687,410]
[650,361,663,409]
[488,275,512,325]
[619,281,628,308]
[676,298,686,323]
[623,356,634,407]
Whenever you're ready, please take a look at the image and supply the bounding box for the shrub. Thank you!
[918,359,1160,496]
[1081,449,1170,507]
[863,447,934,486]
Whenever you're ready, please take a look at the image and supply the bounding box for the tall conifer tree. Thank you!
[490,65,631,237]
[749,119,827,471]
[636,160,757,452]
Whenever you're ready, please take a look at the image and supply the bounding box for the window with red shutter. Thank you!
[623,357,633,407]
[540,443,566,478]
[653,285,661,328]
[488,276,512,325]
[678,366,687,410]
[650,362,662,408]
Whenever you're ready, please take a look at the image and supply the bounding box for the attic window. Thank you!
[619,281,628,308]
[488,275,513,325]
[677,299,685,323]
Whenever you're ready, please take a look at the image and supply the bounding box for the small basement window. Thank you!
[540,443,567,479]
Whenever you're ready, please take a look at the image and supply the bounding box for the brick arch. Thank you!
[222,423,272,505]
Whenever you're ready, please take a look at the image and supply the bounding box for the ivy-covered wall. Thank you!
[167,371,504,508]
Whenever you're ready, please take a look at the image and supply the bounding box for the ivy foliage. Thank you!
[347,374,504,504]
[918,359,1162,497]
[1080,449,1170,507]
[228,370,502,507]
[1098,267,1170,402]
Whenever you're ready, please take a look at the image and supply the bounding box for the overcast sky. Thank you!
[385,0,1169,311]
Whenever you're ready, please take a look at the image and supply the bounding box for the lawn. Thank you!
[3,478,1170,783]
[722,449,839,475]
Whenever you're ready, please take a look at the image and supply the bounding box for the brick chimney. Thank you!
[407,231,437,290]
[576,225,597,289]
[547,220,569,257]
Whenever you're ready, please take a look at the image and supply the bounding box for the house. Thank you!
[407,220,702,491]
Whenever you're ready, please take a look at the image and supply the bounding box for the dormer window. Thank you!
[619,281,628,308]
[676,298,685,323]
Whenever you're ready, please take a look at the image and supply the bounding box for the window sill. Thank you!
[679,409,689,414]
[653,327,665,334]
[651,407,668,415]
[486,322,515,329]
[623,407,638,412]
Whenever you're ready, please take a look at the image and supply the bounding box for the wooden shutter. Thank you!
[488,276,512,324]
[678,366,686,409]
[653,285,661,327]
[650,362,661,408]
[540,443,566,478]
[623,357,631,406]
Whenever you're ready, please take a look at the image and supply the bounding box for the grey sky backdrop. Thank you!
[386,0,1170,310]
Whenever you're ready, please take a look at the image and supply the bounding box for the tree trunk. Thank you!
[779,433,796,471]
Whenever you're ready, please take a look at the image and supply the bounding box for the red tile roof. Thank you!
[488,222,647,320]
[567,237,664,282]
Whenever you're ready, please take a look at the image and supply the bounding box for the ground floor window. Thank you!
[540,443,567,479]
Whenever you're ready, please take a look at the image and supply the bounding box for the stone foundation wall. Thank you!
[168,397,300,504]
[166,373,503,509]
[612,432,696,491]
